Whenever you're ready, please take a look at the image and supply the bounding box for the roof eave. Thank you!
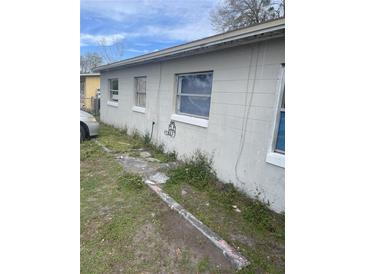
[94,18,285,72]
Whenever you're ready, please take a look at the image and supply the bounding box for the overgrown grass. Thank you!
[164,150,285,273]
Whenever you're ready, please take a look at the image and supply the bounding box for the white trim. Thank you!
[132,106,146,114]
[266,152,285,168]
[107,101,119,107]
[266,64,285,168]
[80,73,100,77]
[171,114,208,128]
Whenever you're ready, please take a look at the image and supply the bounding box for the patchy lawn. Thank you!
[82,122,285,273]
[97,123,176,162]
[163,153,285,274]
[81,139,233,273]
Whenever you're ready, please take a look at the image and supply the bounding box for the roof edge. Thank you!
[80,73,100,76]
[94,18,285,72]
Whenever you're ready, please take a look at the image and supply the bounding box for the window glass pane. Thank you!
[281,87,285,109]
[136,77,146,94]
[180,73,212,95]
[112,79,118,90]
[275,111,285,152]
[180,95,211,117]
[137,93,146,107]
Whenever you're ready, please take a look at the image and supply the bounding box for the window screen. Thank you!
[135,76,146,108]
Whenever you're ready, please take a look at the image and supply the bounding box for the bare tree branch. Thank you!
[210,0,284,32]
[80,52,103,73]
[98,38,124,64]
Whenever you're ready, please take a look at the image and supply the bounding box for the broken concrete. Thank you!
[117,154,163,180]
[149,172,169,184]
[140,151,152,158]
[94,139,250,270]
[145,157,160,163]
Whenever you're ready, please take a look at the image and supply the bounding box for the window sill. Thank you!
[266,152,285,168]
[107,101,119,107]
[132,106,146,114]
[171,114,208,128]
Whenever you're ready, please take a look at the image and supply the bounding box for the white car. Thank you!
[80,110,99,141]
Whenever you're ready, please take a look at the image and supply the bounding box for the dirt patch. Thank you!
[158,206,235,273]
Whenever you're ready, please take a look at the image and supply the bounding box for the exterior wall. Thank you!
[100,38,285,212]
[84,76,100,110]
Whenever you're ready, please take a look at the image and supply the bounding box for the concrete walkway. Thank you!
[94,139,249,270]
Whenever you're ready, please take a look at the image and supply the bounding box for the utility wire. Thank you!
[234,42,265,184]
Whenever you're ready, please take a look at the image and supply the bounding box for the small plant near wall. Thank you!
[131,129,140,139]
[165,150,284,235]
[120,126,128,135]
[243,193,274,232]
[167,150,216,189]
[143,131,151,145]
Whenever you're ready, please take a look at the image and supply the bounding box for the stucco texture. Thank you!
[100,38,285,212]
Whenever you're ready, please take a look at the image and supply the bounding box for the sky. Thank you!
[80,0,221,62]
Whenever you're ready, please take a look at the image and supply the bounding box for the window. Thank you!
[275,87,285,153]
[109,79,119,101]
[135,76,146,108]
[176,72,213,118]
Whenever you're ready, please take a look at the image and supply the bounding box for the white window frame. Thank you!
[266,64,285,168]
[134,76,146,109]
[175,71,213,120]
[109,78,119,102]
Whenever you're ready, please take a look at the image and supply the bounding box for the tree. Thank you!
[210,0,284,32]
[80,52,103,73]
[98,37,124,64]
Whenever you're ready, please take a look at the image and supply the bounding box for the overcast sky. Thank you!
[80,0,220,60]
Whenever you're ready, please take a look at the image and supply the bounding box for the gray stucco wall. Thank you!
[100,37,285,212]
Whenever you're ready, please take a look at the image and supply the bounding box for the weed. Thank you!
[117,172,144,190]
[131,129,140,139]
[120,125,128,135]
[243,195,274,231]
[143,132,151,145]
[165,150,177,162]
[167,150,216,189]
[165,151,284,236]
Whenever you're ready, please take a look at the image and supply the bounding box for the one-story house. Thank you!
[94,19,285,212]
[80,73,100,111]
